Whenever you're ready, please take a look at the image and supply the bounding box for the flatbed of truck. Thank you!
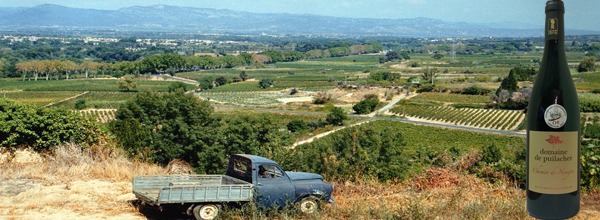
[133,175,253,206]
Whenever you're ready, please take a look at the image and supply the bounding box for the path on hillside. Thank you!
[45,91,89,107]
[208,92,526,148]
[291,92,414,148]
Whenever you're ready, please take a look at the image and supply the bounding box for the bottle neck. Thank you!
[544,0,565,47]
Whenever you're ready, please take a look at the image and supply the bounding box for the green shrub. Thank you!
[287,120,309,132]
[417,84,435,93]
[581,141,600,189]
[326,107,347,126]
[579,93,600,112]
[74,99,86,110]
[0,99,99,151]
[461,86,491,96]
[353,98,379,114]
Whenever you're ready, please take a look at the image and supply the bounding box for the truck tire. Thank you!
[297,196,319,214]
[193,204,219,220]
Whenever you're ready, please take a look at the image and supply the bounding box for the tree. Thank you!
[111,92,219,171]
[198,76,214,90]
[496,71,518,95]
[168,82,188,93]
[215,76,228,86]
[118,75,138,92]
[421,67,439,84]
[353,96,380,114]
[239,71,248,81]
[578,56,597,73]
[326,107,347,126]
[259,78,273,89]
[432,54,444,60]
[287,120,309,132]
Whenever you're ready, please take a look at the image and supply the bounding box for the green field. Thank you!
[0,79,183,92]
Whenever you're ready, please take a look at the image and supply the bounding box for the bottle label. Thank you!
[529,131,578,194]
[548,18,559,35]
[544,104,567,128]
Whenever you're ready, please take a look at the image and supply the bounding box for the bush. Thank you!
[326,107,347,126]
[259,78,273,89]
[0,99,99,152]
[581,141,600,189]
[417,84,435,93]
[353,97,379,114]
[579,93,600,112]
[461,86,491,95]
[74,99,86,110]
[287,120,309,132]
[168,82,188,93]
[110,92,220,170]
[578,56,597,73]
[313,92,334,104]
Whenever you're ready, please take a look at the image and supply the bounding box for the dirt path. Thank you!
[45,91,89,107]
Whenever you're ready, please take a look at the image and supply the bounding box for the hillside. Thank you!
[1,144,599,219]
[2,4,595,37]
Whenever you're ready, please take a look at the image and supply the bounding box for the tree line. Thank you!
[8,43,381,80]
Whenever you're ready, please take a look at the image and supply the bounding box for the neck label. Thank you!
[548,18,559,36]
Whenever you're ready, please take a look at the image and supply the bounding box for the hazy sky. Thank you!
[1,0,598,31]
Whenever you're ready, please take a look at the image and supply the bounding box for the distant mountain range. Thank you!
[0,4,598,38]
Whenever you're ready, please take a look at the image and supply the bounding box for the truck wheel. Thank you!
[298,197,319,214]
[193,204,219,220]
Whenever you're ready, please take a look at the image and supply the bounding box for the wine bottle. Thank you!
[526,0,580,219]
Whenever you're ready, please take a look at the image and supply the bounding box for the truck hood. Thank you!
[285,171,323,181]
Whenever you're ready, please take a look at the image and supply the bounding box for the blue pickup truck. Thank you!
[133,154,335,220]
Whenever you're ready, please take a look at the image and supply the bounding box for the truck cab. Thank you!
[225,154,335,213]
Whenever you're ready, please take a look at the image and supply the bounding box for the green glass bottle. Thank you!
[526,0,580,219]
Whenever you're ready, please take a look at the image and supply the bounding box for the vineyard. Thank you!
[195,91,316,106]
[390,105,525,130]
[79,109,117,123]
[1,90,84,106]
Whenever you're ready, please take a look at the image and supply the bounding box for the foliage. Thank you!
[432,54,444,60]
[461,85,491,95]
[287,121,408,182]
[390,105,524,131]
[259,78,274,89]
[578,56,597,73]
[579,93,600,113]
[326,106,347,126]
[0,99,99,151]
[218,113,292,161]
[110,92,220,172]
[215,76,228,86]
[509,66,536,81]
[118,76,137,92]
[417,84,435,93]
[352,96,379,114]
[421,67,438,83]
[74,99,86,110]
[581,140,600,188]
[198,76,214,90]
[287,120,309,132]
[369,71,401,82]
[496,71,518,95]
[239,71,248,81]
[286,120,525,182]
[167,82,189,93]
[313,92,334,104]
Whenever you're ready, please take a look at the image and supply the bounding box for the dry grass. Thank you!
[1,145,599,220]
[0,144,165,220]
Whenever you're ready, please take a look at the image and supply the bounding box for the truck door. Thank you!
[254,163,295,209]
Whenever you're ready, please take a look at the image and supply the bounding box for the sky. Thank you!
[0,0,598,31]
